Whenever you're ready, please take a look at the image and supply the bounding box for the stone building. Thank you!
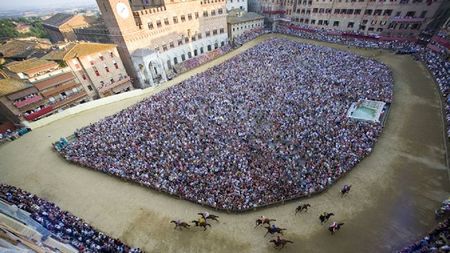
[96,0,228,88]
[43,42,133,99]
[43,13,95,43]
[0,58,89,123]
[227,0,248,12]
[254,0,446,38]
[227,10,265,39]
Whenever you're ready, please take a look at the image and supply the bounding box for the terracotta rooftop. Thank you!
[43,42,116,61]
[0,40,48,60]
[5,58,59,77]
[43,13,75,28]
[0,78,30,97]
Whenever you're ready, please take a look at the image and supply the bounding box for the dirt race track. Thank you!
[0,34,449,253]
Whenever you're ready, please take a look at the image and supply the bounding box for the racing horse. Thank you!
[295,203,311,214]
[269,236,294,249]
[170,220,191,230]
[198,212,220,222]
[264,225,287,237]
[319,212,334,224]
[255,216,276,228]
[192,217,212,231]
[328,222,344,235]
[341,185,352,197]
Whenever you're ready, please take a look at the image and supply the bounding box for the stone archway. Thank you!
[132,48,167,88]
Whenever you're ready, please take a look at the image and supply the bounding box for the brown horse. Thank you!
[295,203,311,214]
[255,216,276,228]
[170,220,190,230]
[270,236,293,249]
[192,218,212,231]
[319,212,334,224]
[198,212,220,222]
[341,185,352,197]
[328,222,344,234]
[264,225,287,237]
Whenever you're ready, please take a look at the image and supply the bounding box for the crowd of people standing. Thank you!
[0,184,142,252]
[59,38,392,211]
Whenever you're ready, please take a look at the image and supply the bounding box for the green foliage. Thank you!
[0,17,49,40]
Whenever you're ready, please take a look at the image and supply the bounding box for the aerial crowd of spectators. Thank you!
[276,23,449,138]
[173,45,232,75]
[58,38,393,211]
[0,184,142,252]
[233,28,270,46]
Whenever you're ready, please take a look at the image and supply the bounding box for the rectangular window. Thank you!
[218,8,223,14]
[206,31,211,37]
[203,11,208,17]
[170,42,174,48]
[173,16,178,23]
[185,37,189,43]
[164,18,169,25]
[162,44,168,51]
[195,12,199,18]
[211,10,216,16]
[93,66,100,76]
[188,14,192,20]
[114,62,119,69]
[87,85,93,91]
[156,20,162,27]
[213,29,218,35]
[364,9,372,15]
[178,39,183,45]
[219,28,224,34]
[354,9,361,15]
[148,22,154,29]
[383,9,392,16]
[105,66,110,72]
[334,9,339,14]
[181,15,186,22]
[348,22,354,28]
[333,21,339,26]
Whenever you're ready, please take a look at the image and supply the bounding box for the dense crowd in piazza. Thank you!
[58,38,393,211]
[274,23,450,138]
[173,45,232,75]
[0,184,142,253]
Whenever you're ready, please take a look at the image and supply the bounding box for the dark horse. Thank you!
[198,212,220,222]
[192,218,212,231]
[264,225,287,237]
[295,203,311,214]
[170,220,190,230]
[270,236,294,249]
[328,222,344,234]
[341,185,352,197]
[319,212,334,224]
[255,216,276,228]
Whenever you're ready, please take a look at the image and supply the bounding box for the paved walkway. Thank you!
[0,34,448,253]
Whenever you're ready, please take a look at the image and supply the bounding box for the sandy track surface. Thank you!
[0,34,448,253]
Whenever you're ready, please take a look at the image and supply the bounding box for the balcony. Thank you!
[13,95,43,109]
[52,91,88,109]
[98,76,131,94]
[24,106,53,121]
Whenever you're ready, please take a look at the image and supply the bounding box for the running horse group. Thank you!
[171,212,220,231]
[171,184,352,249]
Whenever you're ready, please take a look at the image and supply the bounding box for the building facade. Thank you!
[96,0,228,88]
[43,43,133,99]
[227,0,248,12]
[255,0,445,38]
[227,10,265,39]
[0,58,89,123]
